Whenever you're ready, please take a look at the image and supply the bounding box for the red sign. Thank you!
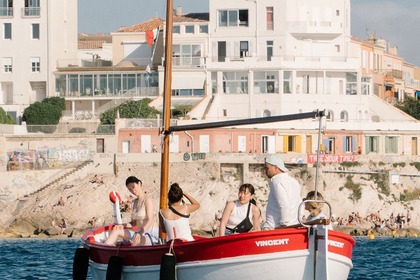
[307,154,355,164]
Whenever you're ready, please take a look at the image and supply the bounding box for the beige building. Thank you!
[0,0,78,122]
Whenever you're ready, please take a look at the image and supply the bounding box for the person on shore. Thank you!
[104,176,158,246]
[407,210,411,227]
[59,219,67,234]
[159,183,200,241]
[262,155,302,229]
[303,191,332,229]
[219,183,261,236]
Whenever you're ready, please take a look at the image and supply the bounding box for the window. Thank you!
[173,26,180,34]
[283,71,292,94]
[4,22,11,39]
[218,9,248,27]
[340,110,348,122]
[240,41,248,58]
[24,0,40,16]
[326,110,334,121]
[222,71,248,94]
[199,25,208,33]
[0,0,13,16]
[365,136,379,153]
[173,44,201,66]
[385,136,398,154]
[303,75,310,94]
[254,71,278,94]
[3,57,12,72]
[284,135,301,152]
[32,23,39,39]
[266,7,274,30]
[335,45,340,52]
[172,89,204,96]
[343,136,355,153]
[30,57,40,72]
[361,77,370,95]
[185,25,194,34]
[267,41,273,61]
[346,72,357,95]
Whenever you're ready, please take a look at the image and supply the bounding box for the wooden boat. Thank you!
[72,1,355,279]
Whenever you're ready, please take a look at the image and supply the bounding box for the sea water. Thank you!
[0,237,419,279]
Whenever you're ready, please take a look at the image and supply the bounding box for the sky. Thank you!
[78,0,420,66]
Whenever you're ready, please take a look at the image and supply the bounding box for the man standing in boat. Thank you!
[263,155,302,229]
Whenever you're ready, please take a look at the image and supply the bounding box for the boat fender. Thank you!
[72,247,89,280]
[160,253,177,280]
[106,256,123,280]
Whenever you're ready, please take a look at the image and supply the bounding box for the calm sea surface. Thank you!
[0,237,418,279]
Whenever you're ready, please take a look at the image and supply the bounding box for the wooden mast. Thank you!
[159,0,174,239]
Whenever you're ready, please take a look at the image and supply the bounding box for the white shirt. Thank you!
[263,173,302,228]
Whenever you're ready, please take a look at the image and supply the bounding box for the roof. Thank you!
[173,13,209,23]
[116,13,209,33]
[117,17,164,33]
[78,40,106,49]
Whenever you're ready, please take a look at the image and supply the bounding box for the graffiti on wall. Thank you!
[6,146,92,171]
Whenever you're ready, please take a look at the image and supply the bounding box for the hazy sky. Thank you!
[78,0,420,66]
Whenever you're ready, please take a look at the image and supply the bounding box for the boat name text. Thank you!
[328,240,344,248]
[255,239,289,247]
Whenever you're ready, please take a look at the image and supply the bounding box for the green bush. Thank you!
[343,175,362,202]
[0,107,15,124]
[22,102,62,125]
[99,99,160,125]
[42,96,65,110]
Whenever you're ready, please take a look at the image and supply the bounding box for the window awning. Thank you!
[172,75,205,89]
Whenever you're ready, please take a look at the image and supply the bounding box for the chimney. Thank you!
[175,5,182,16]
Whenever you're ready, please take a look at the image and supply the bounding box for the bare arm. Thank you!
[183,192,200,213]
[251,204,261,231]
[219,201,234,236]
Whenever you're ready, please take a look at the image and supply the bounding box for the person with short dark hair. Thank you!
[159,183,200,241]
[219,183,261,236]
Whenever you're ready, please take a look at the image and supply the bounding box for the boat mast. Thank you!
[159,0,174,239]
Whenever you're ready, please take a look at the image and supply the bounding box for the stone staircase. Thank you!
[28,160,94,196]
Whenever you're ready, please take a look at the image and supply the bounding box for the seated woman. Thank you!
[104,176,158,246]
[219,183,261,236]
[159,183,200,241]
[303,191,333,229]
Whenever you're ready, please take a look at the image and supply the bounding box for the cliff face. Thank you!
[0,161,418,238]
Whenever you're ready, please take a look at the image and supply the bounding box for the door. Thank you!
[96,138,104,153]
[122,141,130,154]
[262,135,275,153]
[141,135,152,153]
[238,136,246,153]
[199,135,210,153]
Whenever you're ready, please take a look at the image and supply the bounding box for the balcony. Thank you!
[288,21,343,39]
[0,7,13,17]
[22,7,40,17]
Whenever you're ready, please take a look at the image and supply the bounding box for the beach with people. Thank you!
[0,159,418,239]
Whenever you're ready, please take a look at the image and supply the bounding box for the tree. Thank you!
[0,107,15,124]
[99,99,161,125]
[42,96,65,110]
[395,96,420,120]
[22,102,62,125]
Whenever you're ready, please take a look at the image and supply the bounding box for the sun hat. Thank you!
[265,155,289,172]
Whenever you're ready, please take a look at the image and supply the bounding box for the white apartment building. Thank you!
[0,0,77,123]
